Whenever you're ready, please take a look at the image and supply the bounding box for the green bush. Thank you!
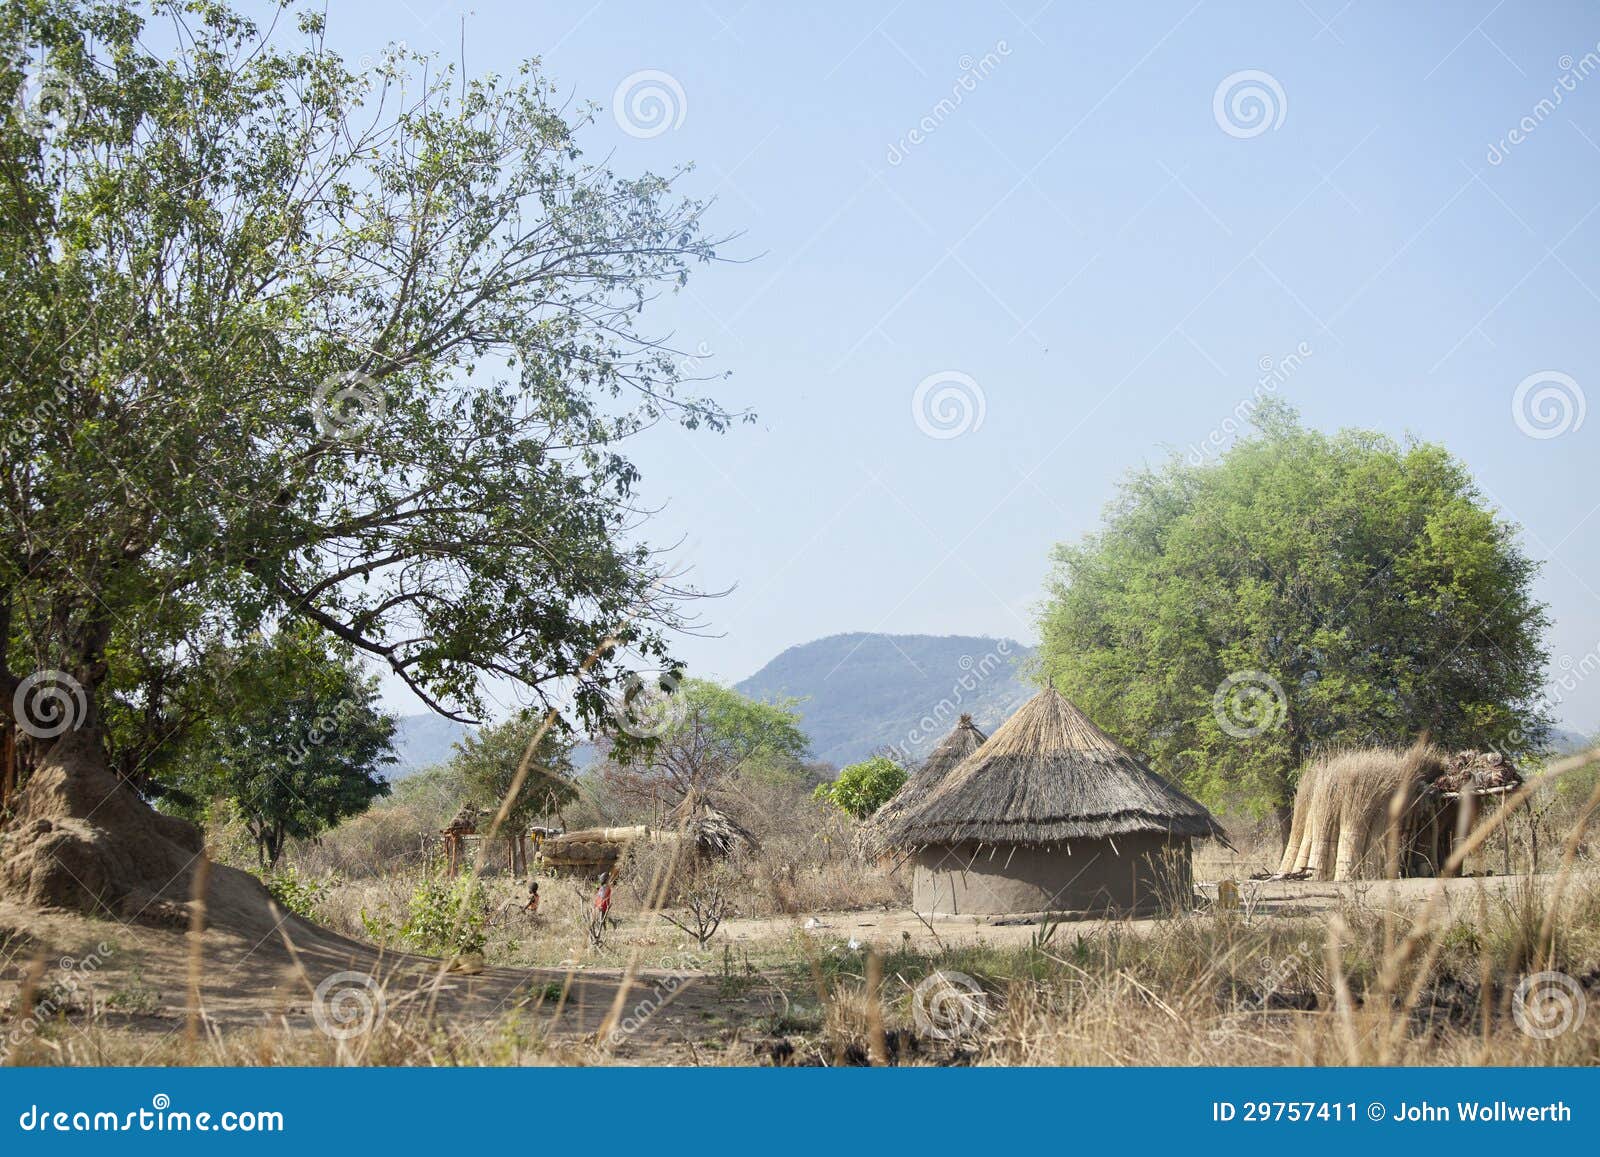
[261,864,331,919]
[401,875,491,958]
[812,756,907,819]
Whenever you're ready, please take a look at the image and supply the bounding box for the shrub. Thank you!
[812,756,906,819]
[261,864,331,919]
[401,874,491,958]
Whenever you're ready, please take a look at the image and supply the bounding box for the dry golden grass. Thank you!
[3,759,1595,1068]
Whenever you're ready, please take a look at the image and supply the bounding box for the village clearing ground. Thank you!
[3,869,1597,1066]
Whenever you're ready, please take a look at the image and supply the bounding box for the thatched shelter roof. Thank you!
[882,688,1227,847]
[860,714,987,856]
[671,790,757,859]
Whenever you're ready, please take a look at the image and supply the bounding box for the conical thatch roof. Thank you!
[882,688,1226,847]
[860,715,987,856]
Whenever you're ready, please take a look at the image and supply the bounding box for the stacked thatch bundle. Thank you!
[539,825,648,877]
[1277,743,1521,881]
[882,688,1226,916]
[1432,749,1522,794]
[860,714,987,858]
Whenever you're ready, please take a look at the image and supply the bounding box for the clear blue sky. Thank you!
[320,1,1600,734]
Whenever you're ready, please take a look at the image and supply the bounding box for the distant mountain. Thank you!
[734,632,1035,767]
[1549,726,1595,755]
[388,713,473,780]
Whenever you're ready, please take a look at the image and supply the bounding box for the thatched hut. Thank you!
[882,688,1227,917]
[861,714,988,858]
[1277,744,1522,881]
[671,789,757,860]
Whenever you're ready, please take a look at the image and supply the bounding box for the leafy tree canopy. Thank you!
[450,709,576,829]
[601,678,809,809]
[0,0,742,789]
[1037,401,1550,820]
[812,755,907,819]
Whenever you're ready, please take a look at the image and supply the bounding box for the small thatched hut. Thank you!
[671,789,757,860]
[860,714,988,858]
[883,688,1227,917]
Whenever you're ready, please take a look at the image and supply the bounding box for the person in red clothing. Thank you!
[586,871,613,946]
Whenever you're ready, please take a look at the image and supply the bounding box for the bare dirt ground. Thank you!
[5,867,1591,1066]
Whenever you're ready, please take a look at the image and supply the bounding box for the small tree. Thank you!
[451,711,577,829]
[177,630,395,867]
[601,679,809,814]
[813,756,907,819]
[658,861,735,949]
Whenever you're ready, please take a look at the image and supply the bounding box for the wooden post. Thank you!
[0,723,15,815]
[1501,794,1511,876]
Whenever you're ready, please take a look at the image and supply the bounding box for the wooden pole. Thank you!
[1501,795,1511,876]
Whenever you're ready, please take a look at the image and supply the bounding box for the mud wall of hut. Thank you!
[911,834,1191,916]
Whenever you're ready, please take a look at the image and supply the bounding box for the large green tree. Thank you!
[0,4,736,801]
[1038,403,1550,827]
[0,1,741,914]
